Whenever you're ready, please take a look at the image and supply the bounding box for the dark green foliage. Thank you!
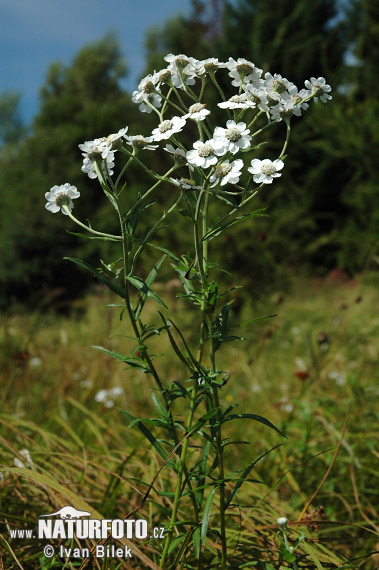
[0,1,378,307]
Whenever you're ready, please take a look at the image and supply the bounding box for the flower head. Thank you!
[124,134,158,151]
[277,517,288,527]
[304,77,332,103]
[45,183,80,215]
[14,449,34,469]
[151,116,186,141]
[210,159,244,187]
[213,120,251,154]
[79,138,115,179]
[248,158,284,184]
[184,103,210,122]
[186,139,226,168]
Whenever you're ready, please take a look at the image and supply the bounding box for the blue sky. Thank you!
[0,0,193,123]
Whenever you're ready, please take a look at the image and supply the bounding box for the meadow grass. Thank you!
[0,274,378,568]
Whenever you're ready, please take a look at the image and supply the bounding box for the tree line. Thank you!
[0,0,377,306]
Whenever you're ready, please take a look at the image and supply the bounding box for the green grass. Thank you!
[0,275,378,569]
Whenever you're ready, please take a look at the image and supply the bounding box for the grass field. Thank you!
[0,273,378,569]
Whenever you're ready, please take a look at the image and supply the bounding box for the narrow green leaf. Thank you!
[127,274,167,308]
[64,257,125,297]
[67,231,120,242]
[134,255,166,319]
[301,542,325,570]
[201,487,216,544]
[192,526,201,559]
[202,209,267,242]
[121,410,169,461]
[226,445,282,507]
[224,413,286,438]
[158,312,194,370]
[92,346,149,372]
[239,314,278,327]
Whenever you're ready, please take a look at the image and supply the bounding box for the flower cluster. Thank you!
[45,54,332,215]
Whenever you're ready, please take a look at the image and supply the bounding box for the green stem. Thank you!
[63,207,122,240]
[159,376,199,568]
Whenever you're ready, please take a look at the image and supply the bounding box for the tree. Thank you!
[0,34,141,305]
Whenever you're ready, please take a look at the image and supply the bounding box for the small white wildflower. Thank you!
[108,387,123,398]
[164,54,197,88]
[79,138,115,179]
[210,159,244,187]
[186,139,226,168]
[45,183,80,215]
[124,134,158,151]
[248,158,284,184]
[169,177,202,190]
[270,99,303,122]
[277,517,288,526]
[183,103,210,122]
[14,449,34,469]
[95,389,108,403]
[151,116,186,141]
[132,73,162,113]
[304,77,332,103]
[218,94,256,110]
[242,85,270,112]
[264,72,296,96]
[213,120,251,154]
[29,357,42,367]
[164,144,188,165]
[226,57,262,87]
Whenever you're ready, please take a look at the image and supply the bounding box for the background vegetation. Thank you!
[0,0,378,306]
[0,0,378,568]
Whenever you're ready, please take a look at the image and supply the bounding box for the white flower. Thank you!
[14,449,34,469]
[248,158,284,184]
[164,144,187,164]
[304,77,332,103]
[213,120,251,154]
[151,116,186,141]
[183,103,210,121]
[164,54,197,89]
[264,72,296,96]
[270,100,303,122]
[108,386,123,398]
[218,94,256,110]
[79,138,115,179]
[277,517,288,526]
[132,73,162,113]
[103,127,128,151]
[210,159,244,187]
[169,177,202,190]
[225,57,262,87]
[45,183,80,215]
[242,85,270,112]
[95,389,108,403]
[199,57,225,74]
[186,139,226,168]
[124,134,158,151]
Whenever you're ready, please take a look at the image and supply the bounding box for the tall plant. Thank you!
[45,54,331,568]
